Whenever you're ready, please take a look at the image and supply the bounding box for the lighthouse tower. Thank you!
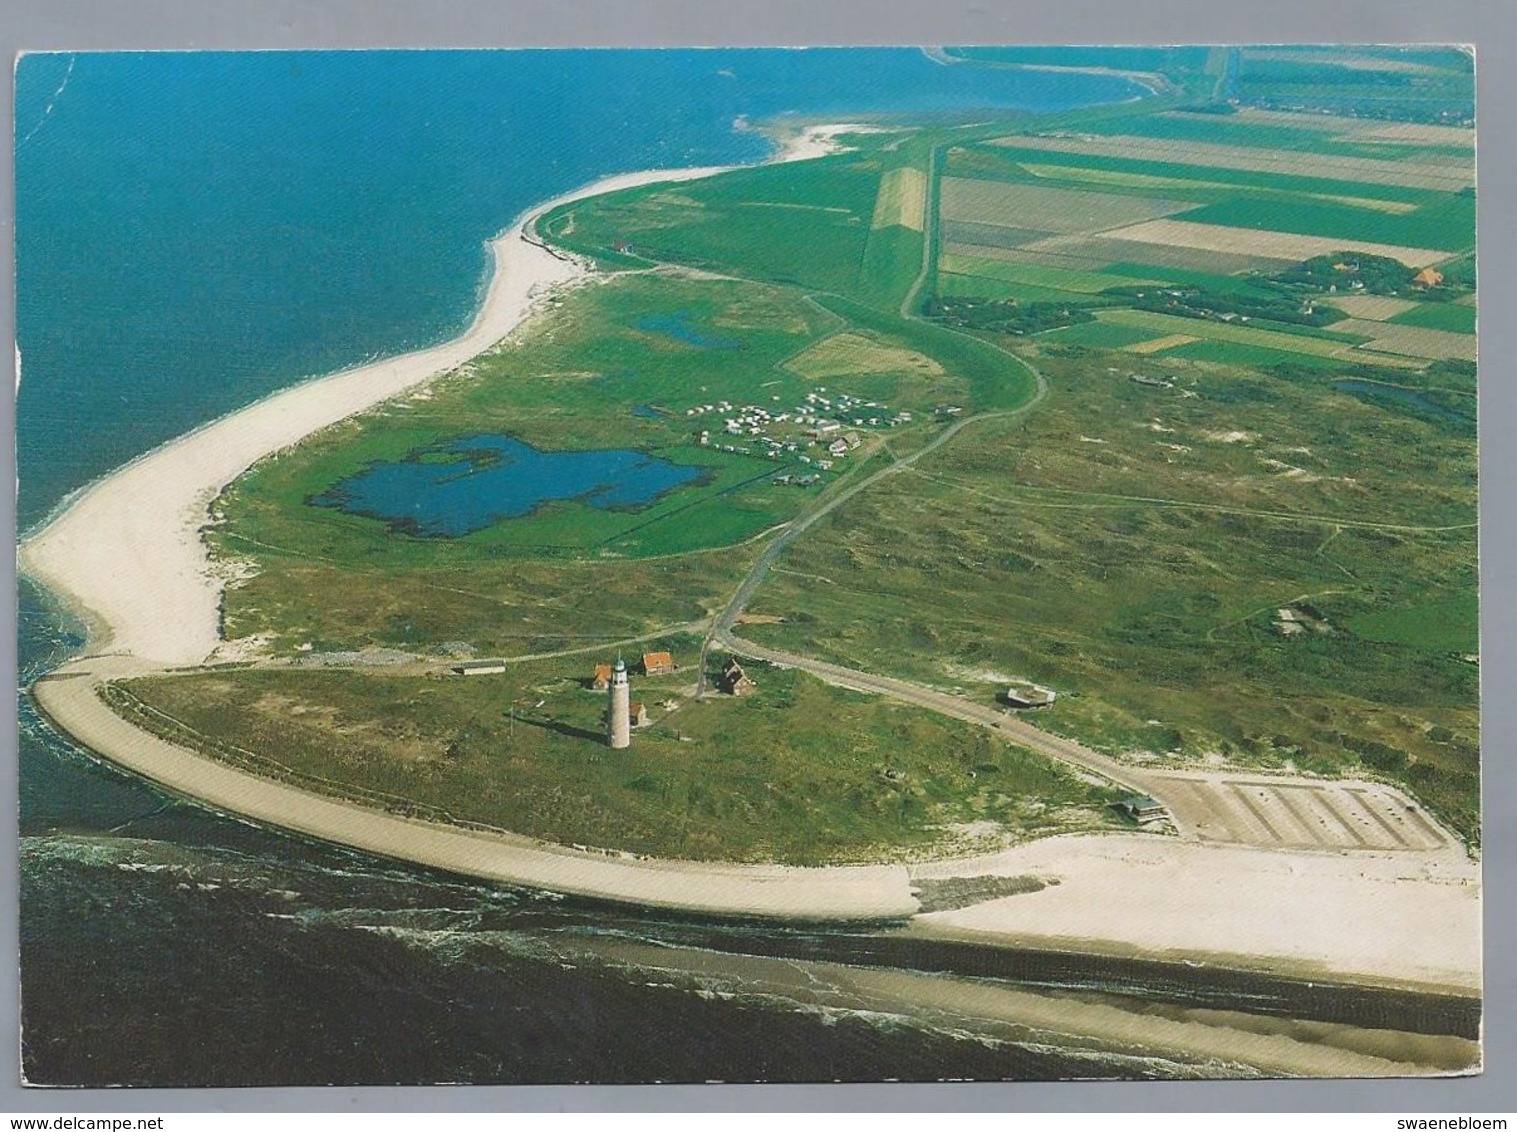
[607,656,631,749]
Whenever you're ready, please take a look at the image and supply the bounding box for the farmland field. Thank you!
[1388,302,1478,335]
[1036,321,1157,349]
[1094,310,1360,359]
[1170,194,1474,253]
[1090,218,1451,269]
[938,176,1197,233]
[935,271,1086,304]
[1330,319,1478,362]
[786,331,948,385]
[937,253,1146,294]
[992,133,1474,192]
[1326,295,1421,321]
[1021,233,1294,274]
[1128,333,1200,354]
[871,166,927,231]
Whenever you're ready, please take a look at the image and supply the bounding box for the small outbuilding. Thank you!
[628,701,651,728]
[1116,795,1166,824]
[590,663,613,691]
[451,660,507,676]
[1002,683,1057,709]
[641,651,676,676]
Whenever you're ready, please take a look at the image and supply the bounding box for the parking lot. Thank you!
[1146,772,1450,852]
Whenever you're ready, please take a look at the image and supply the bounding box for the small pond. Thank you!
[634,310,739,350]
[1333,380,1472,425]
[312,434,705,537]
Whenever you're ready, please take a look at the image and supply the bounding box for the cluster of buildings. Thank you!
[685,386,912,474]
[591,651,754,748]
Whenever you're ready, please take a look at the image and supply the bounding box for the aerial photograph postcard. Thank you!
[14,45,1479,1085]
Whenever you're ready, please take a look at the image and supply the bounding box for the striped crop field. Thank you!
[1019,233,1295,275]
[1330,319,1477,362]
[1127,333,1201,354]
[1097,310,1352,358]
[1092,309,1419,369]
[1090,218,1452,270]
[937,253,1151,295]
[1325,295,1421,321]
[871,166,927,231]
[990,134,1474,192]
[938,177,1197,235]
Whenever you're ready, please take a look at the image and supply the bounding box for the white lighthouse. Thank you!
[607,656,631,749]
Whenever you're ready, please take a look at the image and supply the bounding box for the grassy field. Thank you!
[1093,310,1356,359]
[954,141,1451,204]
[1171,194,1475,254]
[735,347,1478,840]
[1348,594,1478,653]
[938,176,1194,233]
[1036,322,1158,349]
[1156,340,1367,372]
[114,659,1125,865]
[1388,302,1478,335]
[937,254,1147,295]
[540,153,927,311]
[936,271,1099,305]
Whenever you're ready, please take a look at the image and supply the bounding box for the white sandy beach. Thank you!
[907,834,1481,993]
[17,123,1484,989]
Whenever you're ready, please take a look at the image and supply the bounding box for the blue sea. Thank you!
[13,50,1467,1088]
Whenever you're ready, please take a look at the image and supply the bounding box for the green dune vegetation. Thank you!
[119,61,1478,858]
[114,657,1124,865]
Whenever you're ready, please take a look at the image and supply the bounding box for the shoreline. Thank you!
[18,123,1481,993]
[30,652,1483,988]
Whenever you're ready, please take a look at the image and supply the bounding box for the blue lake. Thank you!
[313,435,705,536]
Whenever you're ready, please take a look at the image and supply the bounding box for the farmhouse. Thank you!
[451,660,507,676]
[1413,267,1445,288]
[719,659,756,696]
[641,651,676,676]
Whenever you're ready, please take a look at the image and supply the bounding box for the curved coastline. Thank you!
[18,126,1482,992]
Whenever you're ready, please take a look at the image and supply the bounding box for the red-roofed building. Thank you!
[641,651,676,676]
